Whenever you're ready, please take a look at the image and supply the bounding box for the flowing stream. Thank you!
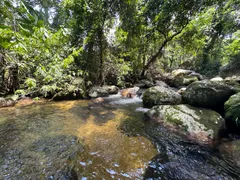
[0,94,240,179]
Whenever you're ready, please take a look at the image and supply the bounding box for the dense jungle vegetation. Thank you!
[0,0,239,98]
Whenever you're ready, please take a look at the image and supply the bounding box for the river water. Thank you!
[0,94,240,179]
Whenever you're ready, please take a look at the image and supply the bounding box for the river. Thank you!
[0,94,240,179]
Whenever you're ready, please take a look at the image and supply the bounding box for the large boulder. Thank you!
[220,58,240,78]
[102,85,119,95]
[145,104,225,145]
[224,92,240,131]
[134,79,154,88]
[170,69,202,87]
[183,80,235,113]
[142,86,182,108]
[88,86,109,98]
[224,76,240,93]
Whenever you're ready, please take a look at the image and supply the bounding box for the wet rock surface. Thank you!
[88,86,109,98]
[170,69,202,87]
[143,122,240,180]
[0,96,240,179]
[145,104,225,145]
[183,80,235,113]
[224,92,240,132]
[142,86,182,108]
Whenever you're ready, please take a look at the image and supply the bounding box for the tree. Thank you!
[139,0,220,76]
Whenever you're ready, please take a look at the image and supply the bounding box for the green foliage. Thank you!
[25,78,37,89]
[0,0,239,99]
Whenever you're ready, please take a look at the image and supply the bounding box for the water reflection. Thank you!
[0,99,157,179]
[0,96,240,179]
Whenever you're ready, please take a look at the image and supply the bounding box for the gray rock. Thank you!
[134,79,154,88]
[89,86,109,98]
[142,86,182,108]
[145,104,225,145]
[224,92,240,129]
[183,80,235,113]
[102,85,119,94]
[155,80,169,88]
[0,97,15,108]
[170,69,202,87]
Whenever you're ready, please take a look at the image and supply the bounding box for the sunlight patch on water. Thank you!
[76,110,157,179]
[54,100,89,110]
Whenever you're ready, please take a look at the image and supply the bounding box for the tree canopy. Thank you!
[0,0,239,97]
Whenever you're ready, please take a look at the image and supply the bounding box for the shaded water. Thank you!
[0,97,156,179]
[0,95,240,179]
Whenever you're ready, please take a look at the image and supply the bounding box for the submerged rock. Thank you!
[224,93,240,131]
[0,97,15,108]
[92,97,104,103]
[144,118,240,180]
[142,86,182,108]
[88,86,109,98]
[219,140,240,168]
[183,80,235,113]
[145,104,225,145]
[144,149,236,180]
[0,95,19,108]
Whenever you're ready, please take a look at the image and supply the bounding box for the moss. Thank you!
[143,86,181,108]
[165,112,183,126]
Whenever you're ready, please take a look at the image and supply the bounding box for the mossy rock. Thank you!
[142,86,182,108]
[170,69,201,87]
[224,93,240,130]
[145,104,225,145]
[88,86,109,98]
[173,76,198,87]
[183,80,235,113]
[102,85,119,95]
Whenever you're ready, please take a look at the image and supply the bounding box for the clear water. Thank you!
[0,96,240,180]
[0,98,156,179]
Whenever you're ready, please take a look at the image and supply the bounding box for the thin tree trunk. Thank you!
[140,25,188,77]
[98,28,104,85]
[140,39,168,77]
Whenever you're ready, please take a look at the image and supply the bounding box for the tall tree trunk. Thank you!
[0,53,6,96]
[140,39,168,77]
[98,28,104,85]
[0,53,19,96]
[201,32,219,68]
[140,26,186,77]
